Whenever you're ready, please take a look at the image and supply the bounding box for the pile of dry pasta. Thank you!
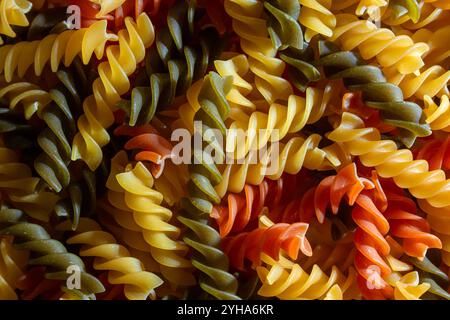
[0,0,449,301]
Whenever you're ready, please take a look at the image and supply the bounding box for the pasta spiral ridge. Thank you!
[0,207,105,296]
[33,70,83,192]
[424,0,450,10]
[318,41,431,147]
[415,135,450,171]
[0,0,32,44]
[0,19,118,82]
[178,72,241,300]
[383,188,442,259]
[423,95,450,132]
[328,112,450,268]
[218,133,350,194]
[117,2,225,126]
[71,13,155,171]
[106,151,195,287]
[262,0,302,50]
[226,85,334,161]
[256,253,358,300]
[352,192,393,299]
[329,13,429,75]
[224,0,292,103]
[0,147,59,222]
[405,255,450,299]
[299,0,336,41]
[384,65,450,100]
[222,221,312,271]
[57,217,163,300]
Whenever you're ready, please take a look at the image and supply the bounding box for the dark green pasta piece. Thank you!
[0,205,104,296]
[178,72,240,300]
[263,0,303,50]
[0,108,37,150]
[317,41,431,147]
[279,45,321,92]
[407,256,450,300]
[116,0,226,126]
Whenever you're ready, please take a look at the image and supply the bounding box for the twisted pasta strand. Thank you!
[106,151,195,287]
[58,217,163,300]
[328,112,450,268]
[256,253,358,300]
[0,208,105,296]
[0,20,118,82]
[224,0,292,103]
[72,13,155,171]
[319,41,431,147]
[0,147,59,221]
[330,13,429,75]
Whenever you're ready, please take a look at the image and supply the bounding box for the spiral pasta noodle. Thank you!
[224,0,292,103]
[0,207,105,296]
[319,41,431,147]
[0,19,118,82]
[329,13,429,75]
[71,13,155,171]
[106,151,195,287]
[299,0,336,41]
[57,217,163,300]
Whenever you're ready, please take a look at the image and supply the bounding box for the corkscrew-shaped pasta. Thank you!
[212,173,305,237]
[0,81,52,120]
[106,151,195,287]
[328,112,450,268]
[319,41,431,147]
[57,217,163,300]
[117,2,224,126]
[329,14,429,75]
[0,208,104,296]
[54,164,98,231]
[0,147,59,222]
[71,13,155,171]
[352,191,393,299]
[34,71,81,192]
[423,95,450,132]
[224,0,292,103]
[417,200,450,267]
[256,253,358,300]
[408,26,450,67]
[114,124,189,206]
[299,0,336,41]
[383,189,442,259]
[385,65,450,100]
[222,220,312,271]
[177,72,241,300]
[415,135,450,171]
[0,0,32,44]
[218,133,350,194]
[328,112,450,210]
[0,230,28,299]
[226,85,334,161]
[0,19,118,82]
